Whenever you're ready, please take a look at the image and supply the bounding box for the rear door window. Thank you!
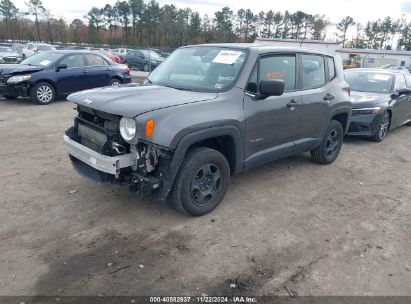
[302,54,326,89]
[84,54,105,66]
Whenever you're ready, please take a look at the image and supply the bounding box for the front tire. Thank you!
[171,147,230,216]
[30,82,56,105]
[370,111,390,142]
[310,120,344,164]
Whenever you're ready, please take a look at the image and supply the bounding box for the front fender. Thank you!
[156,125,243,201]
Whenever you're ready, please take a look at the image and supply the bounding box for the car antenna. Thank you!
[145,41,151,73]
[300,37,305,47]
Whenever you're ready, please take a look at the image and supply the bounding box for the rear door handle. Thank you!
[82,69,88,74]
[323,93,335,100]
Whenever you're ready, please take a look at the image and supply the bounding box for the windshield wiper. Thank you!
[173,86,193,91]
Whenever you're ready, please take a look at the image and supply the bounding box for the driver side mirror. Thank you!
[257,80,285,99]
[391,88,411,99]
[398,88,411,96]
[56,63,67,71]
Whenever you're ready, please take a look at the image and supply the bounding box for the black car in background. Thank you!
[345,68,411,142]
[123,49,164,71]
[0,50,132,105]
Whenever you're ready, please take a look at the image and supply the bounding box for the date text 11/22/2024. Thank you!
[149,296,258,303]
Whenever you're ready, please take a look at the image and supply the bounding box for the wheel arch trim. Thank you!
[156,125,243,201]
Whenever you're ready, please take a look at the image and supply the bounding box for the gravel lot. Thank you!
[0,98,410,296]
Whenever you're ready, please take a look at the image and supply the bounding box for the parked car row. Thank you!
[2,42,171,72]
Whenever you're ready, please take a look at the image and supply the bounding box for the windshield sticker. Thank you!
[212,50,243,65]
[374,74,391,81]
[39,60,51,66]
[214,83,225,89]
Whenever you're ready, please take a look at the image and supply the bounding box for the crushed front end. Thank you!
[64,105,173,199]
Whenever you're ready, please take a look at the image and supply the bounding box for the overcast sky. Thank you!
[12,0,411,34]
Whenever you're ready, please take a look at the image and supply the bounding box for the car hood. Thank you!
[67,85,218,117]
[350,91,389,109]
[0,64,44,75]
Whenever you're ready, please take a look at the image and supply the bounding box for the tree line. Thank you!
[1,0,411,50]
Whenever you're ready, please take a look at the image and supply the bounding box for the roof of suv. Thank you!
[181,43,336,57]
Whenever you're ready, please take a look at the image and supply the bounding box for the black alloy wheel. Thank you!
[371,112,390,142]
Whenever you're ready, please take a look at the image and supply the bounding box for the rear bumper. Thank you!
[122,76,132,84]
[347,113,382,137]
[63,135,135,176]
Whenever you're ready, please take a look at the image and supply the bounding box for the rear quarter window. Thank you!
[326,57,336,80]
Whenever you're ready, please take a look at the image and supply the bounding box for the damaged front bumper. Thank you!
[64,135,135,176]
[64,134,163,198]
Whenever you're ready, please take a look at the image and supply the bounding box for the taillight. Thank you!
[125,67,131,74]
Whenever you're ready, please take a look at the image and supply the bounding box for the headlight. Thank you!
[119,117,136,142]
[7,75,31,84]
[352,107,381,115]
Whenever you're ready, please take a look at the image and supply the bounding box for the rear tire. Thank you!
[108,78,121,87]
[30,82,56,105]
[171,147,230,216]
[310,120,343,164]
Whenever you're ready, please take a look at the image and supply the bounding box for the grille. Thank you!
[77,122,107,152]
[348,123,370,133]
[3,57,17,63]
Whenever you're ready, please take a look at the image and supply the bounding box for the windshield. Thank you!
[37,44,55,51]
[147,47,247,92]
[345,71,394,93]
[0,47,12,52]
[21,52,63,67]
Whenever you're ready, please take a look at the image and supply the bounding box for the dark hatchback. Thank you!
[345,68,411,142]
[0,50,132,104]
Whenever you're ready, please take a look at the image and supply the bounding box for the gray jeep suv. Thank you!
[64,44,351,216]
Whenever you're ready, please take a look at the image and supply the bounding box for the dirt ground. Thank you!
[0,98,410,297]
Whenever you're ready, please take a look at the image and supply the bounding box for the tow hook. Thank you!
[112,142,126,154]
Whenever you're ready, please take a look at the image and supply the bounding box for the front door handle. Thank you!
[323,93,335,100]
[82,69,88,74]
[287,99,301,108]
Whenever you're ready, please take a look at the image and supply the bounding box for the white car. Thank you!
[22,43,56,59]
[0,46,22,64]
[112,48,128,59]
